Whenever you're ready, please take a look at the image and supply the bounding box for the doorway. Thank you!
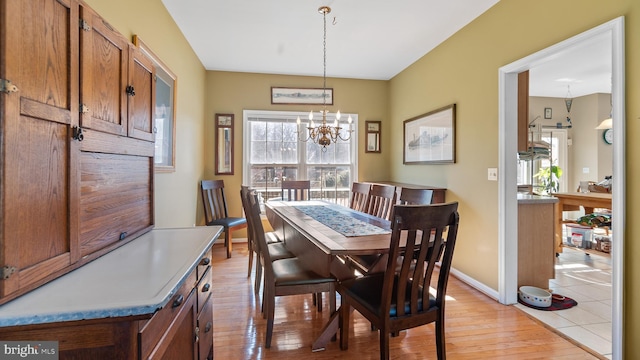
[498,17,625,359]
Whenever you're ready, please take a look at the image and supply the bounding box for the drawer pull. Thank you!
[200,257,211,266]
[201,283,211,292]
[204,322,212,333]
[172,294,184,308]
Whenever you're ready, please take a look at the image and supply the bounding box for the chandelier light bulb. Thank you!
[308,111,314,121]
[336,110,341,120]
[296,116,301,125]
[347,115,353,124]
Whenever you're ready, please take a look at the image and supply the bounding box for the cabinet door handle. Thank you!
[201,283,210,293]
[125,85,135,96]
[200,257,211,266]
[172,294,184,308]
[204,322,212,333]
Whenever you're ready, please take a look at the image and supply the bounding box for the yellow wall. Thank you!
[80,0,640,356]
[83,0,207,228]
[389,0,638,356]
[202,71,389,226]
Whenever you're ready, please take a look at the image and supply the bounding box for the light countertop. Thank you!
[0,226,222,327]
[517,193,559,204]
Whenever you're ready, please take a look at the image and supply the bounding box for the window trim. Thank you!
[242,109,358,193]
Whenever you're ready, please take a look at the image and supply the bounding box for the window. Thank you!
[243,110,358,207]
[517,128,568,193]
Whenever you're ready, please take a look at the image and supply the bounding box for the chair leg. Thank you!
[225,228,232,258]
[339,300,350,350]
[436,318,446,360]
[379,330,390,360]
[264,286,275,348]
[247,241,254,278]
[254,257,263,295]
[317,293,323,312]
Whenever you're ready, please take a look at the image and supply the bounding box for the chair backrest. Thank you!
[281,180,311,201]
[382,202,459,320]
[398,188,434,205]
[364,184,397,220]
[243,188,275,275]
[240,185,254,235]
[350,182,371,212]
[201,180,229,224]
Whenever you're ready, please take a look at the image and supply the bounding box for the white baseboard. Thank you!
[449,267,499,301]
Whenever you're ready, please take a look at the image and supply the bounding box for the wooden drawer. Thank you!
[139,268,197,359]
[197,266,212,313]
[197,249,212,280]
[197,294,214,360]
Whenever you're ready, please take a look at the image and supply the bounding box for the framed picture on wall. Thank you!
[365,120,381,153]
[544,107,552,119]
[271,87,333,105]
[215,114,234,175]
[403,104,456,164]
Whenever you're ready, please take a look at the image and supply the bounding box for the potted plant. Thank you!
[534,164,563,194]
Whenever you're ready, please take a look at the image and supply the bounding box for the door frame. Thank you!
[498,17,625,359]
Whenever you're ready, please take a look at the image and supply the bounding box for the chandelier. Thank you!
[297,6,352,150]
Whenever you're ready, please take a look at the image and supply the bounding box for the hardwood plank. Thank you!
[210,244,603,359]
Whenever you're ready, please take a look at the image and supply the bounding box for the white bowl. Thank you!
[519,286,552,307]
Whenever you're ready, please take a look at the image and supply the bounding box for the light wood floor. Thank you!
[211,243,602,359]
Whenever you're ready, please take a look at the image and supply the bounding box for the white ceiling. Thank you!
[161,0,611,98]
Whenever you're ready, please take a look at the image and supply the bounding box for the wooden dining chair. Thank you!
[364,184,397,221]
[338,202,460,360]
[349,182,371,212]
[281,180,311,201]
[245,188,336,348]
[398,187,434,205]
[344,184,398,274]
[240,186,293,296]
[201,180,247,258]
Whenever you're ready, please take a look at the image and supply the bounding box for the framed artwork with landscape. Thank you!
[403,104,456,164]
[271,87,333,105]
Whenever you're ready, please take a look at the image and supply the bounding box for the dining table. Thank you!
[265,200,393,351]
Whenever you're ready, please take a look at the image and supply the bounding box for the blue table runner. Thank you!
[292,204,391,237]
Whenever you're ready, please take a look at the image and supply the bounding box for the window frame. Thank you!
[242,109,358,205]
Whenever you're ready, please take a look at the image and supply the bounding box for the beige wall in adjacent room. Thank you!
[201,71,390,228]
[388,0,639,356]
[529,94,613,191]
[83,0,207,228]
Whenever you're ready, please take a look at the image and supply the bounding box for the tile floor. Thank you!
[515,246,612,359]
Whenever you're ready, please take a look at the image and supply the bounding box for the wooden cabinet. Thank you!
[517,197,557,289]
[0,0,81,301]
[79,3,155,142]
[0,0,154,304]
[0,231,216,360]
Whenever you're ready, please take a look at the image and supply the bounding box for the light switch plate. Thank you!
[488,168,498,181]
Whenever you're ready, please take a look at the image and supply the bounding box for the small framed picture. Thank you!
[215,114,234,175]
[365,120,381,153]
[544,107,552,119]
